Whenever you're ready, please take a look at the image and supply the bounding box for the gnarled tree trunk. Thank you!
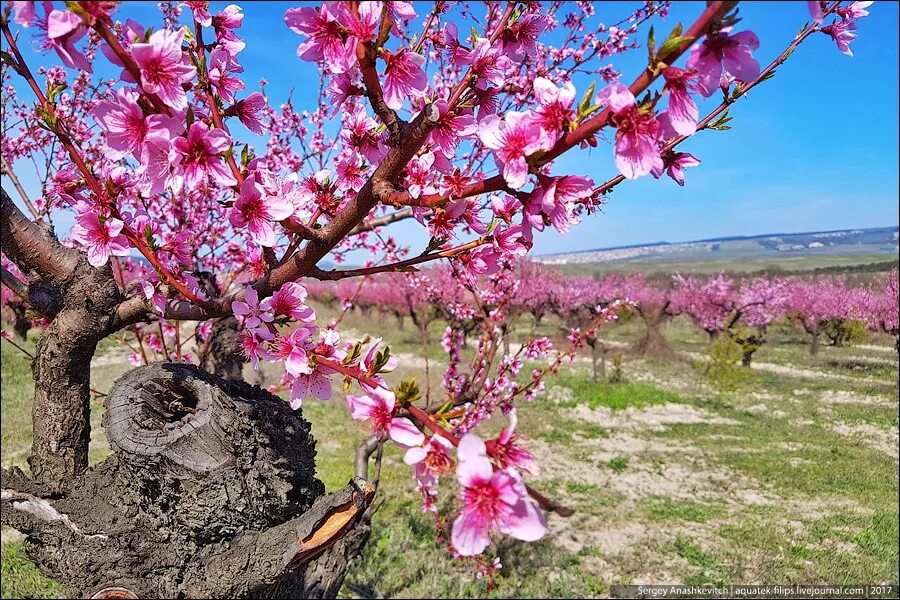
[634,305,676,359]
[2,363,373,599]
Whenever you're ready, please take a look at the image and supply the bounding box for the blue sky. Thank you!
[3,1,898,256]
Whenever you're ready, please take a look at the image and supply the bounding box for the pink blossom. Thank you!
[234,92,268,135]
[839,1,873,20]
[285,4,355,73]
[347,386,425,447]
[523,175,594,240]
[207,48,244,103]
[335,153,367,191]
[823,20,859,56]
[478,111,549,190]
[428,101,476,158]
[183,1,212,26]
[404,435,455,486]
[273,325,316,376]
[232,287,274,330]
[499,13,550,61]
[530,77,577,138]
[489,410,535,472]
[490,193,522,224]
[70,213,130,267]
[240,328,273,370]
[44,9,91,72]
[173,123,237,190]
[662,67,699,136]
[492,224,528,257]
[382,49,427,110]
[454,34,513,87]
[451,434,546,556]
[289,370,333,407]
[131,28,197,111]
[388,2,416,21]
[405,152,437,199]
[229,178,295,247]
[270,282,315,321]
[598,83,662,180]
[687,30,760,97]
[213,4,245,31]
[92,88,173,161]
[652,152,701,186]
[807,1,825,23]
[12,2,36,27]
[337,0,380,42]
[143,131,175,193]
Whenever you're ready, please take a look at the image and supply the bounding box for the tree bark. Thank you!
[29,260,124,491]
[634,306,676,359]
[2,363,373,599]
[198,316,245,380]
[809,332,821,357]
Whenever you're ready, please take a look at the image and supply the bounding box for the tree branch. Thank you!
[1,187,79,285]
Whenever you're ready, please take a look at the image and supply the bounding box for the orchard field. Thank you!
[3,260,897,598]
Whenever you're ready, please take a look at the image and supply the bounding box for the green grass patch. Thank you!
[606,457,629,473]
[550,374,684,410]
[0,543,65,599]
[675,535,726,585]
[645,498,726,523]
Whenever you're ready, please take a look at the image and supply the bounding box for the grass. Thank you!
[606,457,629,473]
[0,544,64,599]
[675,536,727,585]
[645,499,726,523]
[548,374,684,410]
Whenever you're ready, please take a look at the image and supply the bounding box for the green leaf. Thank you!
[578,81,596,117]
[706,111,733,132]
[658,35,695,59]
[647,25,656,57]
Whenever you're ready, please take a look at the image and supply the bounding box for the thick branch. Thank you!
[188,477,375,597]
[1,265,64,318]
[1,187,79,285]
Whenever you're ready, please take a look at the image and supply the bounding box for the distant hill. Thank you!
[535,226,900,266]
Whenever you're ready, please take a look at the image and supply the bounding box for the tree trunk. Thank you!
[198,316,245,380]
[195,272,245,381]
[634,308,676,359]
[740,346,755,367]
[2,363,373,599]
[395,313,404,330]
[29,261,122,492]
[809,332,821,357]
[588,340,606,382]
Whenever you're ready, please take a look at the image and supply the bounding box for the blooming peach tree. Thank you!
[0,0,874,596]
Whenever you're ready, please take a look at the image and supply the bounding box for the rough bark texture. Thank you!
[29,259,125,492]
[198,316,245,379]
[195,271,245,380]
[1,363,372,599]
